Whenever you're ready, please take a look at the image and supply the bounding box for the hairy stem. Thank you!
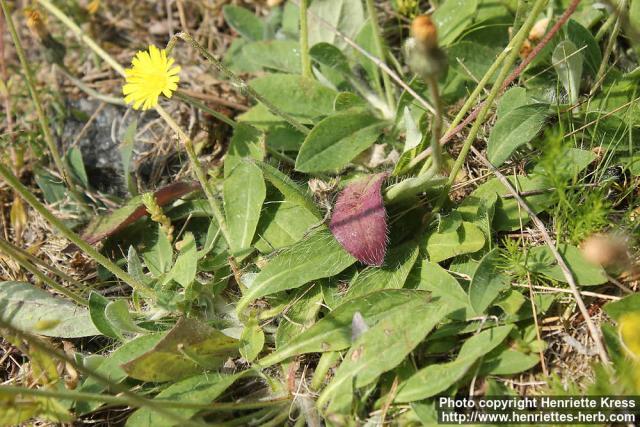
[156,106,232,247]
[299,0,312,78]
[171,32,310,136]
[412,0,581,164]
[38,0,125,75]
[445,0,548,189]
[425,75,444,173]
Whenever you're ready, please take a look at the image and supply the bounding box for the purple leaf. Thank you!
[329,173,388,266]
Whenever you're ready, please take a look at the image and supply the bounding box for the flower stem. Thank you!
[425,75,444,173]
[299,0,312,78]
[37,0,125,75]
[174,90,237,128]
[171,32,311,136]
[35,0,233,249]
[0,163,155,300]
[155,106,232,247]
[1,0,90,213]
[445,0,548,189]
[0,238,89,306]
[364,0,396,112]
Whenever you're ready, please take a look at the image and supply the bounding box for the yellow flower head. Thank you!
[123,45,180,110]
[619,312,640,359]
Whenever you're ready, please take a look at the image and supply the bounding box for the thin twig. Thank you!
[564,96,640,137]
[470,146,612,367]
[511,283,621,301]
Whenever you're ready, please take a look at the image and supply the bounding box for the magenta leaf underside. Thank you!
[329,172,389,266]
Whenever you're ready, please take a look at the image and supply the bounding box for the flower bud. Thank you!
[580,233,630,270]
[411,15,438,50]
[405,15,448,80]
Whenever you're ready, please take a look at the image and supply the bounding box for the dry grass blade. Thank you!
[469,145,612,368]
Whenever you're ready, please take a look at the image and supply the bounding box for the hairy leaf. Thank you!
[329,173,388,266]
[0,281,98,338]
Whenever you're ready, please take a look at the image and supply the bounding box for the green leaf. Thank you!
[395,325,514,402]
[121,318,238,382]
[275,285,323,350]
[170,233,197,287]
[247,74,337,121]
[307,0,365,50]
[295,111,384,173]
[224,161,266,254]
[552,40,583,104]
[239,316,265,362]
[566,20,601,77]
[224,123,265,178]
[88,292,121,339]
[254,160,321,219]
[496,87,532,118]
[526,244,607,286]
[76,333,166,413]
[632,0,640,39]
[66,146,89,188]
[604,293,640,321]
[237,227,355,312]
[448,41,500,83]
[34,167,67,205]
[222,5,264,41]
[259,289,423,367]
[480,347,540,375]
[125,371,250,427]
[0,281,99,338]
[318,297,453,407]
[402,106,422,152]
[127,246,146,283]
[345,243,419,300]
[142,225,174,277]
[468,249,510,315]
[487,104,548,166]
[105,299,148,335]
[254,202,318,253]
[471,175,554,231]
[243,40,301,73]
[413,261,472,320]
[433,0,478,46]
[426,221,485,263]
[309,42,351,75]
